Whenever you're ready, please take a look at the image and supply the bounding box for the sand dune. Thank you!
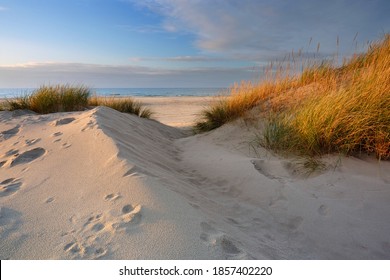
[1,104,390,259]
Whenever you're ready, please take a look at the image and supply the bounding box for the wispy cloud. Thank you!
[131,0,390,56]
[0,6,8,11]
[128,50,332,67]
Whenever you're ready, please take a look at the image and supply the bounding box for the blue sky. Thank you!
[0,0,389,88]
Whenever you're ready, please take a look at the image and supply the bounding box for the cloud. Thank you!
[0,62,256,87]
[0,6,8,11]
[131,0,390,56]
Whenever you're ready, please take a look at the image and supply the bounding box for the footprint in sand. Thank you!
[91,223,105,232]
[220,236,242,255]
[0,125,20,141]
[10,147,46,166]
[25,138,41,146]
[52,132,63,143]
[84,213,103,225]
[45,197,55,203]
[111,204,142,232]
[64,241,107,259]
[278,216,303,231]
[53,118,75,126]
[0,161,6,168]
[81,120,96,132]
[63,213,110,259]
[62,202,142,259]
[64,241,83,254]
[1,178,16,185]
[64,240,107,259]
[200,222,245,259]
[251,159,280,180]
[83,213,113,234]
[318,205,328,216]
[62,143,72,149]
[5,149,19,157]
[0,179,22,197]
[104,193,121,201]
[122,204,134,214]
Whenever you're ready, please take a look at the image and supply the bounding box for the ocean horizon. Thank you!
[0,87,227,98]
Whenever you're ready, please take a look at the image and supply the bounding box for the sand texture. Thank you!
[1,100,390,259]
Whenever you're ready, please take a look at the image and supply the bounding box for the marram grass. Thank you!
[196,34,390,159]
[88,96,153,119]
[30,85,90,113]
[6,85,89,114]
[4,85,153,119]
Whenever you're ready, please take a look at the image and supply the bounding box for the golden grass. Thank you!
[88,96,153,119]
[5,85,89,114]
[196,34,390,159]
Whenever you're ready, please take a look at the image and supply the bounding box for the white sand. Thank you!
[1,98,390,259]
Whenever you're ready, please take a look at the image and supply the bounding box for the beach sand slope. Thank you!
[0,107,223,259]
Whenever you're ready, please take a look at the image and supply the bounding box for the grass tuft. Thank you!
[5,95,31,111]
[29,85,90,113]
[194,99,231,132]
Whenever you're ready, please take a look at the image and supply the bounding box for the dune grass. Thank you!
[3,85,153,119]
[4,95,30,111]
[88,96,153,119]
[196,34,390,160]
[5,85,90,114]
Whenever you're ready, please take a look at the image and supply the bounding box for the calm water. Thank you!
[0,88,226,98]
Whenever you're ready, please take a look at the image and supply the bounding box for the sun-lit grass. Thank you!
[88,96,153,119]
[196,34,390,159]
[3,85,153,119]
[5,85,90,114]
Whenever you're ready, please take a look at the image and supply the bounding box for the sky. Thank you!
[0,0,389,88]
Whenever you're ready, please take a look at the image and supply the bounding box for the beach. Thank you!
[134,96,217,128]
[1,96,390,259]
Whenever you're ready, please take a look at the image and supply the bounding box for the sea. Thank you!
[0,88,227,98]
